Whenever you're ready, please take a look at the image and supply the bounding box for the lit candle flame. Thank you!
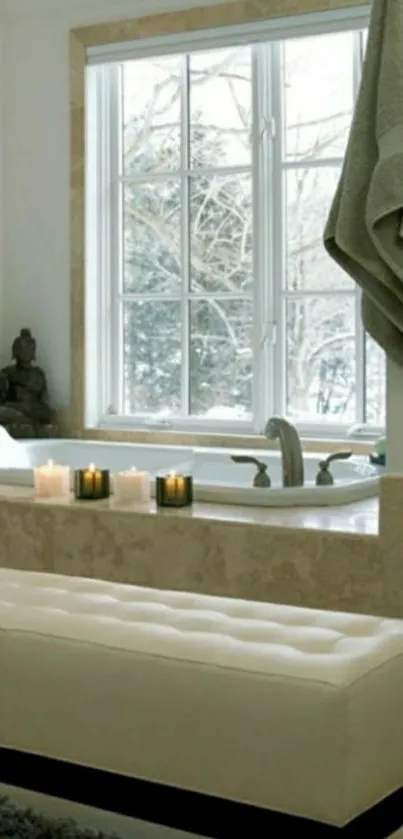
[47,459,54,469]
[88,463,95,472]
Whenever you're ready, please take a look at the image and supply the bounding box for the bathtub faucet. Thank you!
[264,416,304,488]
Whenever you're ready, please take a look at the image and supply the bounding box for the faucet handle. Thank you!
[316,450,352,487]
[320,450,352,468]
[231,455,271,488]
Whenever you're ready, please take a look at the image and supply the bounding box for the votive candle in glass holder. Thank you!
[156,473,193,508]
[34,459,70,500]
[113,467,151,505]
[74,464,110,500]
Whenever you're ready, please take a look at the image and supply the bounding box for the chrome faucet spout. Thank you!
[265,415,304,488]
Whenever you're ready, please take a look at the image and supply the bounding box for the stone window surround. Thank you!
[69,0,369,453]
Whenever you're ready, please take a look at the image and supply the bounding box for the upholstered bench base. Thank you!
[0,569,403,837]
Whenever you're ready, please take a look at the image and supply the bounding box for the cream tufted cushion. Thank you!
[0,568,402,827]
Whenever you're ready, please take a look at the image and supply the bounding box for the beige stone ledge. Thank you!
[0,484,378,533]
[0,492,382,617]
[0,478,393,619]
[72,0,366,49]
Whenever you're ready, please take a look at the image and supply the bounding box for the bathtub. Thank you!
[192,449,381,506]
[0,432,381,508]
[0,437,191,473]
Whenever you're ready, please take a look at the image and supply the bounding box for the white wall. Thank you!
[1,0,221,409]
[0,18,3,358]
[3,17,70,406]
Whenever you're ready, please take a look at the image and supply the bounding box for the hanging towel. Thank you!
[324,0,403,366]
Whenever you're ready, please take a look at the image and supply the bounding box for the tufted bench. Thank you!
[0,568,402,838]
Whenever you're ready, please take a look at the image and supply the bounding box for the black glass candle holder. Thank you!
[156,474,193,508]
[74,467,110,500]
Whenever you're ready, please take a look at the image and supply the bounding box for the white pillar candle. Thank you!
[34,459,70,500]
[113,467,150,505]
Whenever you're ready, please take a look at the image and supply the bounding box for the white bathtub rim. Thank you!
[0,469,380,508]
[0,439,381,508]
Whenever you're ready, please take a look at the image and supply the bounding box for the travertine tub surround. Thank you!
[69,0,369,450]
[0,476,400,619]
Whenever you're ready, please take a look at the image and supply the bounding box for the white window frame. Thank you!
[85,5,381,440]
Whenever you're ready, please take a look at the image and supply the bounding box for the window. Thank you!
[86,8,385,438]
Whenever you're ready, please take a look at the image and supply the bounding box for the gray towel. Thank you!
[324,0,403,366]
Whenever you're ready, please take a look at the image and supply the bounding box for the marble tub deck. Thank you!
[0,484,379,533]
[185,495,379,534]
[0,479,394,618]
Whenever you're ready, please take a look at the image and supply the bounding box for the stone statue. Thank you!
[0,329,59,439]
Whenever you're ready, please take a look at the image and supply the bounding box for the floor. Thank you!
[1,785,402,838]
[0,785,199,839]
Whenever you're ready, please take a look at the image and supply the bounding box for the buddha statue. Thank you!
[0,329,59,438]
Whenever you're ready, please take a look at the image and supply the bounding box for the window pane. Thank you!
[190,174,252,293]
[123,301,181,416]
[365,334,386,425]
[285,296,356,423]
[123,181,181,294]
[190,299,253,418]
[285,166,353,291]
[123,56,181,175]
[190,47,252,167]
[282,32,355,161]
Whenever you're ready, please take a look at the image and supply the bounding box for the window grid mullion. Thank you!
[281,157,344,171]
[105,65,123,416]
[251,44,273,431]
[119,163,251,185]
[353,29,365,424]
[251,44,262,432]
[283,289,356,299]
[114,65,125,416]
[180,55,191,417]
[270,40,286,417]
[119,293,252,302]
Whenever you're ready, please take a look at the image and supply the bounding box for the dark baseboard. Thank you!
[0,748,401,838]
